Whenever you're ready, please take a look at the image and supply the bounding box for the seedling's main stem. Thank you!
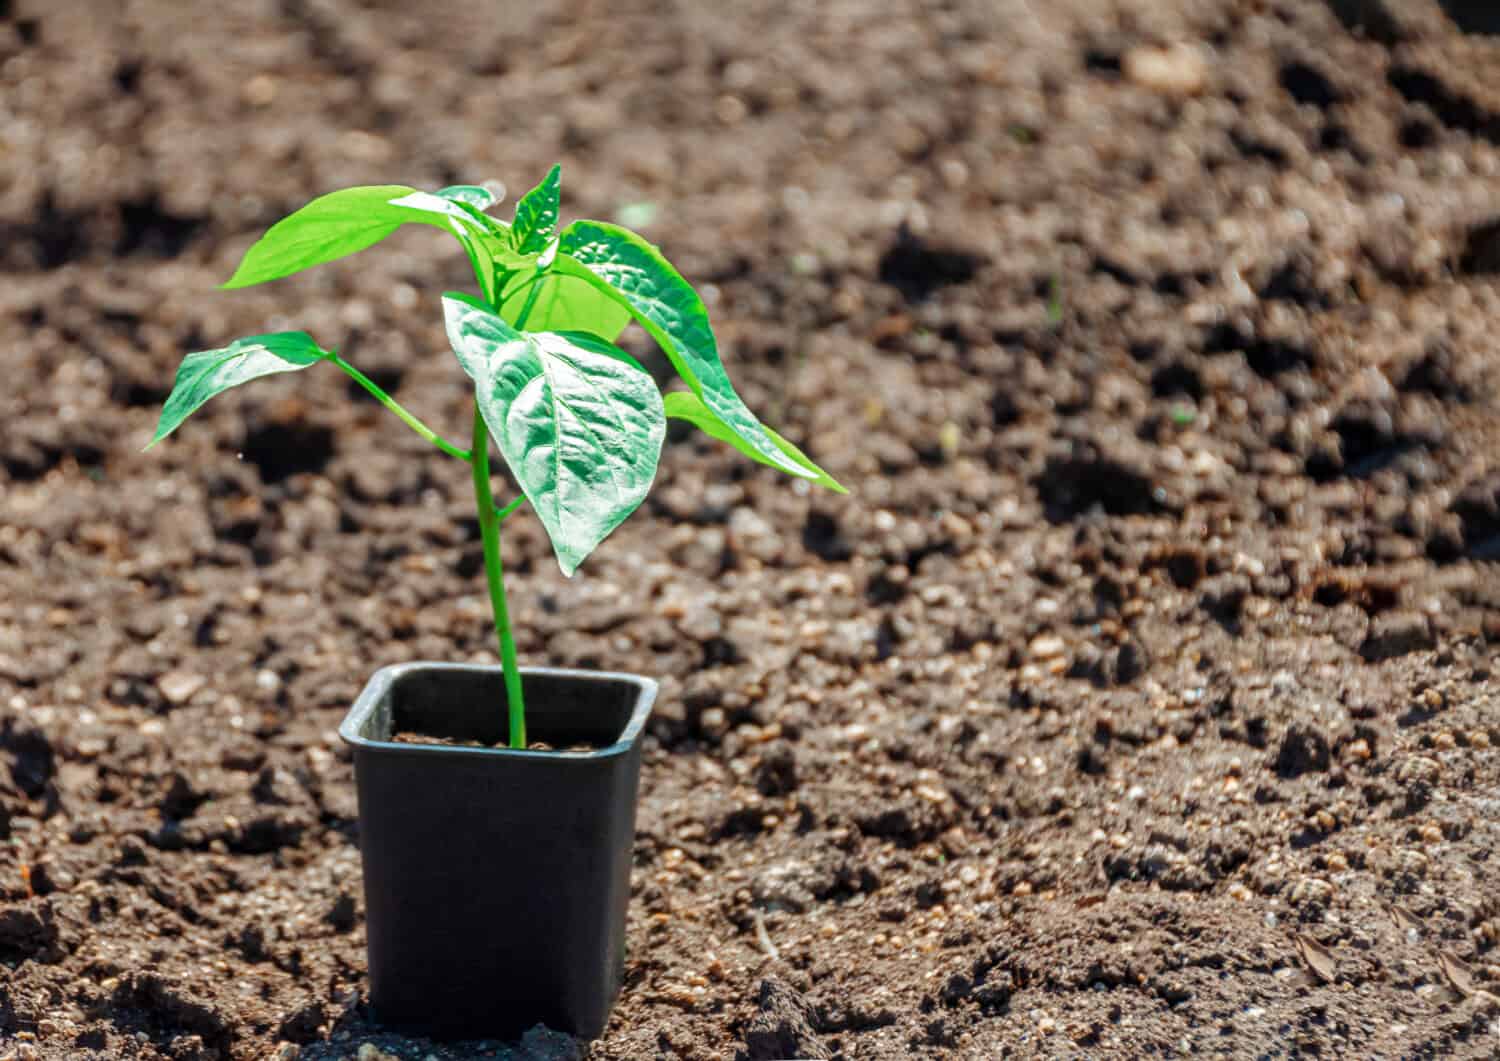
[467,267,550,748]
[471,407,526,748]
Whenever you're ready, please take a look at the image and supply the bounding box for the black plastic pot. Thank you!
[339,663,657,1041]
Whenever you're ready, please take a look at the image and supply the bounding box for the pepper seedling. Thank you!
[150,166,845,748]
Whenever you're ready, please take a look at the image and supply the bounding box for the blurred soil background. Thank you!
[3,0,1500,1057]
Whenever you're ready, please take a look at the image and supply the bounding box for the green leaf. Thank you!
[413,189,509,243]
[222,186,409,288]
[554,220,818,482]
[443,293,665,576]
[436,184,497,211]
[223,185,505,290]
[510,164,561,256]
[385,189,498,234]
[663,391,846,494]
[498,267,632,341]
[388,188,515,303]
[148,332,328,446]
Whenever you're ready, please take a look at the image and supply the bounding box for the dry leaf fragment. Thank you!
[1388,905,1423,936]
[1296,933,1337,984]
[1438,951,1475,997]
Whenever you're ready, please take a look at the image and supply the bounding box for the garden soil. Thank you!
[4,0,1500,1057]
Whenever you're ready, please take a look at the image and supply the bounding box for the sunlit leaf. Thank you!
[663,390,846,493]
[390,189,514,302]
[223,186,496,290]
[443,292,664,575]
[510,164,561,256]
[149,332,328,446]
[555,220,820,482]
[498,268,632,341]
[436,184,497,211]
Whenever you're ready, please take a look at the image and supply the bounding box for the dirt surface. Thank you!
[386,734,602,752]
[5,0,1500,1057]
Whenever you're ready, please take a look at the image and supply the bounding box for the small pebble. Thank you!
[1028,634,1066,660]
[1397,756,1440,785]
[157,670,206,706]
[1291,877,1334,905]
[1123,42,1210,97]
[243,74,277,107]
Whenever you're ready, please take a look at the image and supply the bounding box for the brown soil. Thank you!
[4,0,1500,1057]
[387,732,600,753]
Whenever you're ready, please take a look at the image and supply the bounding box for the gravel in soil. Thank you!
[5,0,1500,1057]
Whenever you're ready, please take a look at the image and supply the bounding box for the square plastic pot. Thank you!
[339,663,657,1041]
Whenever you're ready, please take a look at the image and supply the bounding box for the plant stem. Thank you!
[461,233,496,305]
[471,405,526,748]
[331,353,471,461]
[512,268,545,329]
[496,495,528,522]
[462,256,547,748]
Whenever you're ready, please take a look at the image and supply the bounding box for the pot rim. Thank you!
[338,662,657,764]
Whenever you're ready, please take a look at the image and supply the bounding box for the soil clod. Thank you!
[740,978,829,1061]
